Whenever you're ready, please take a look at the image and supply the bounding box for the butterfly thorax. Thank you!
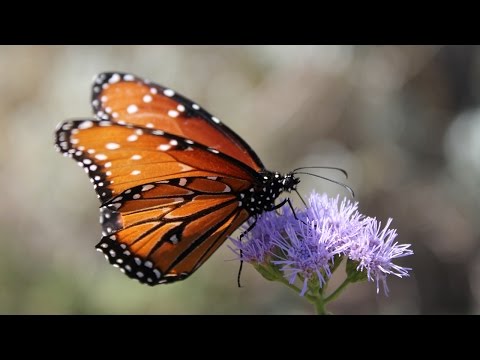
[239,170,300,216]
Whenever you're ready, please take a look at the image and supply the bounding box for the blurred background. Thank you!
[0,45,478,314]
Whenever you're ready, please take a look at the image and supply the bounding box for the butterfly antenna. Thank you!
[294,171,355,198]
[292,166,348,179]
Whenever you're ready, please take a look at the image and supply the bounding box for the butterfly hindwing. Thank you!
[96,178,250,284]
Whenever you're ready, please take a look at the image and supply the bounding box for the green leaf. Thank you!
[254,264,280,282]
[346,259,368,283]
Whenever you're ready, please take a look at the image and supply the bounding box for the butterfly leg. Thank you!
[272,198,306,224]
[237,251,244,288]
[237,216,258,288]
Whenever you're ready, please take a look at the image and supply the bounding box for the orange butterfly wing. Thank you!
[55,119,258,284]
[91,72,264,172]
[54,72,286,286]
[55,120,256,203]
[98,178,250,284]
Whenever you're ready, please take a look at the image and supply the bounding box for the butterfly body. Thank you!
[55,72,299,285]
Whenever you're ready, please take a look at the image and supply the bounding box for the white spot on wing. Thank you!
[131,170,141,176]
[158,144,171,151]
[163,89,175,97]
[95,154,108,160]
[124,74,134,81]
[133,194,141,199]
[78,121,93,129]
[109,203,121,210]
[142,184,155,191]
[127,134,138,142]
[178,178,187,186]
[168,110,179,118]
[143,94,152,103]
[212,117,221,124]
[170,234,179,244]
[109,73,121,84]
[106,143,120,150]
[192,104,200,110]
[131,154,142,160]
[127,104,138,114]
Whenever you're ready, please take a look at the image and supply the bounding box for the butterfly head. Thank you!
[281,172,300,193]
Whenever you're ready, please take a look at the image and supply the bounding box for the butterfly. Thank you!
[54,72,302,286]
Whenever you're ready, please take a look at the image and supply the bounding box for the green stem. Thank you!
[276,276,317,303]
[257,264,317,303]
[324,278,351,304]
[313,296,327,315]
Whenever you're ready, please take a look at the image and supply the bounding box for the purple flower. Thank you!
[230,191,413,297]
[346,217,413,295]
[229,209,295,264]
[304,192,367,245]
[271,221,339,295]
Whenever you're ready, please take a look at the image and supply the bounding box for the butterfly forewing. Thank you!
[92,72,264,172]
[55,120,256,203]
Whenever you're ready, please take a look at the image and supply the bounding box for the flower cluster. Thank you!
[231,191,413,298]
